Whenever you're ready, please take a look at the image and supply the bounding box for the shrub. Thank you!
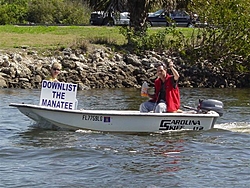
[0,0,28,24]
[27,0,91,25]
[0,0,91,25]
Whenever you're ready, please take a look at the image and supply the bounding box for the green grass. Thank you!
[0,25,196,51]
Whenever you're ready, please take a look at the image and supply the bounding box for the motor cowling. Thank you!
[198,99,224,116]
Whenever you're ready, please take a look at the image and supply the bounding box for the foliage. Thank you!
[87,0,128,12]
[119,26,184,53]
[0,0,28,24]
[183,0,250,72]
[70,37,90,51]
[26,0,91,24]
[0,0,91,25]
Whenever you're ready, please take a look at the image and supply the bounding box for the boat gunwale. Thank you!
[9,103,220,118]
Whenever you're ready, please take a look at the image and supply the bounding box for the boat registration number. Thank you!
[82,115,103,121]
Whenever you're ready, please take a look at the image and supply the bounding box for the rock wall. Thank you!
[0,47,247,89]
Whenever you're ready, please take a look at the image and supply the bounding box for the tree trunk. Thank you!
[127,0,150,35]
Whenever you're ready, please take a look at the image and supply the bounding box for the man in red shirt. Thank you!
[139,60,180,113]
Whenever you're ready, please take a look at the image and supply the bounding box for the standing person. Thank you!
[45,62,62,82]
[139,60,180,113]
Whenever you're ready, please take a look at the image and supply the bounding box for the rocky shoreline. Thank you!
[0,47,248,90]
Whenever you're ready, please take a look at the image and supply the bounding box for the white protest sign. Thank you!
[39,80,78,110]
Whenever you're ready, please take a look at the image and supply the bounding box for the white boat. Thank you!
[9,99,223,133]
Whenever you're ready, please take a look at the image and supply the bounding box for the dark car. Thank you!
[89,11,110,25]
[147,9,194,27]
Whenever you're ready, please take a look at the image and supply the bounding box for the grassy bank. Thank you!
[0,25,194,51]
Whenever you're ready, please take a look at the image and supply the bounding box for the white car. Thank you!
[90,11,130,26]
[114,12,130,25]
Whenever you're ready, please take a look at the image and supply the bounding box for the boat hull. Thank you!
[10,103,219,133]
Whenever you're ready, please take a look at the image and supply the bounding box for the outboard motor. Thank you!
[197,99,224,116]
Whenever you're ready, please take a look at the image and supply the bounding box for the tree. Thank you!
[86,0,178,48]
[86,0,127,12]
[86,0,178,33]
[183,0,250,73]
[0,0,28,24]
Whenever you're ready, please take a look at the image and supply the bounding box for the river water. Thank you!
[1,88,250,188]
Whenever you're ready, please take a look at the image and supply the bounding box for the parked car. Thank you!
[90,11,130,26]
[146,9,194,27]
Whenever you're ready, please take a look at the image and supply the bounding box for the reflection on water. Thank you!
[17,128,79,148]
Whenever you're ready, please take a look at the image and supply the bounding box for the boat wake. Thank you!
[214,122,250,133]
[75,129,102,134]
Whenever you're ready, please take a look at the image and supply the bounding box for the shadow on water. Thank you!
[16,125,80,148]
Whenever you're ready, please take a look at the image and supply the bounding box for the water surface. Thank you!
[0,88,250,187]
